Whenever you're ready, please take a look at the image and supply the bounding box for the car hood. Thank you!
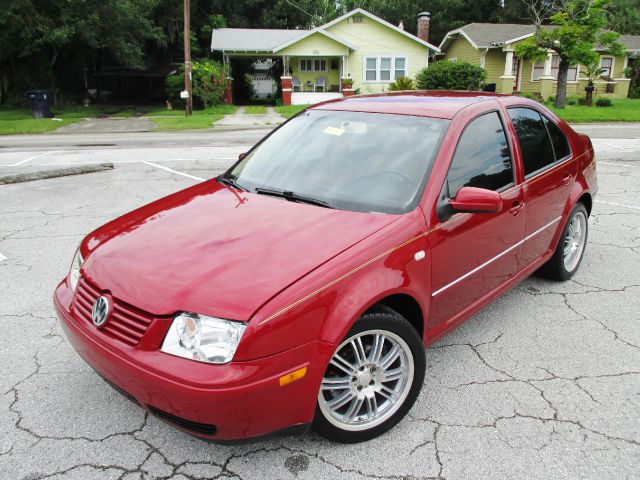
[81,181,398,320]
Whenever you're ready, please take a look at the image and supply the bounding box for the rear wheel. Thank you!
[313,312,425,443]
[538,202,589,281]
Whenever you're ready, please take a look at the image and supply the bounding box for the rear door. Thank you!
[428,109,526,333]
[506,107,576,268]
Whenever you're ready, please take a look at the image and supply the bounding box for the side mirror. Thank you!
[449,186,501,214]
[238,152,247,160]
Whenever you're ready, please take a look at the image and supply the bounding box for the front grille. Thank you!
[148,405,217,436]
[73,277,154,346]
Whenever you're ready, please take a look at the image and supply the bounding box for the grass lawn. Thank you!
[0,104,150,134]
[0,104,237,134]
[151,114,224,130]
[244,105,268,114]
[0,117,81,135]
[148,105,237,130]
[142,104,236,117]
[274,104,311,118]
[548,98,640,123]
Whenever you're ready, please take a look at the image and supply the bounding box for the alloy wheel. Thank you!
[563,210,587,272]
[318,329,414,431]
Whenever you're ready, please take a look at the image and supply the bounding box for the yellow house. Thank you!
[439,23,640,99]
[211,8,440,105]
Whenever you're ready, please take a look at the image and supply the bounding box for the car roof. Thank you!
[310,90,513,120]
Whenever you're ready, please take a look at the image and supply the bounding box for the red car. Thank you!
[54,91,596,443]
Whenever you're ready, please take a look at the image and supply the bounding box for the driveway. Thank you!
[0,125,639,479]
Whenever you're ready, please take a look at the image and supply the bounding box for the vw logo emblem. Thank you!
[92,296,110,327]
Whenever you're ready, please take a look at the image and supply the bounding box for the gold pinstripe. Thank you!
[257,228,439,325]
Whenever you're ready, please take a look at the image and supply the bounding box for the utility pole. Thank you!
[183,0,193,116]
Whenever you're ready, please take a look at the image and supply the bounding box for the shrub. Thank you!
[595,97,612,107]
[577,97,588,106]
[415,61,487,91]
[388,76,415,91]
[567,98,577,105]
[166,59,227,109]
[518,92,537,100]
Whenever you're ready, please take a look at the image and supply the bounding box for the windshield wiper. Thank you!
[218,175,247,191]
[254,187,334,209]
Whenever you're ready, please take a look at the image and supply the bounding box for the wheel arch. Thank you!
[364,294,425,340]
[577,192,592,216]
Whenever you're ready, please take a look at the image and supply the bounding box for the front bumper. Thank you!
[54,280,332,441]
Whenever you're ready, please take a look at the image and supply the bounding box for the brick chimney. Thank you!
[417,12,430,43]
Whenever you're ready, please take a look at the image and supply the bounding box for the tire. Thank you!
[537,202,589,281]
[312,311,425,443]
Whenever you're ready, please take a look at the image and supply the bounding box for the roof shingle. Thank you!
[211,28,309,52]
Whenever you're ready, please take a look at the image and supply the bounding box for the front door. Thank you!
[512,58,521,91]
[506,107,576,267]
[428,110,526,334]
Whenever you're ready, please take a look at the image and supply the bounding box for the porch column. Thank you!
[539,52,555,100]
[340,55,355,97]
[222,54,233,104]
[498,49,516,94]
[614,56,631,98]
[281,55,292,105]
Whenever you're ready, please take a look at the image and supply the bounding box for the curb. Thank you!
[0,163,114,185]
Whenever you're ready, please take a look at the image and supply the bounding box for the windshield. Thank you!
[225,110,449,214]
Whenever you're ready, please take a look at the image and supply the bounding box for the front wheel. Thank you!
[537,202,589,281]
[312,312,425,443]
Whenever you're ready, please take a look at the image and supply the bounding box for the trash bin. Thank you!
[25,90,53,119]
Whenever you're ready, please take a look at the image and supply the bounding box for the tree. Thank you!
[415,61,487,90]
[515,0,625,109]
[166,59,226,108]
[607,0,640,34]
[0,0,163,104]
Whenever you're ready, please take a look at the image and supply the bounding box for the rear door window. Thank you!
[508,108,556,176]
[542,116,571,160]
[447,111,514,197]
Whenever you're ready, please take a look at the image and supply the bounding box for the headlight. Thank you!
[68,248,83,292]
[161,313,246,364]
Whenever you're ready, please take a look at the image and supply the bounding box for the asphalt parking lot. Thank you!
[1,124,639,479]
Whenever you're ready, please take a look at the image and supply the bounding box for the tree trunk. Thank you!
[555,58,569,109]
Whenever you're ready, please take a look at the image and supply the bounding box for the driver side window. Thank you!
[447,111,514,197]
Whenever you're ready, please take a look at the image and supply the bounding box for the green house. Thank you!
[439,23,640,99]
[211,8,440,105]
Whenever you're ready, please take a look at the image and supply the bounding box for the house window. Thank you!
[363,56,408,82]
[300,59,312,71]
[299,58,326,72]
[533,55,577,81]
[600,57,613,77]
[532,61,545,81]
[380,58,392,81]
[365,58,377,81]
[395,58,406,78]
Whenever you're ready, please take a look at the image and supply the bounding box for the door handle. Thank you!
[562,173,572,185]
[510,200,524,216]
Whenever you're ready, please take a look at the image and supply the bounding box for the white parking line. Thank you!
[595,200,640,211]
[603,143,632,152]
[5,152,52,167]
[600,161,636,168]
[24,157,237,166]
[142,160,205,181]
